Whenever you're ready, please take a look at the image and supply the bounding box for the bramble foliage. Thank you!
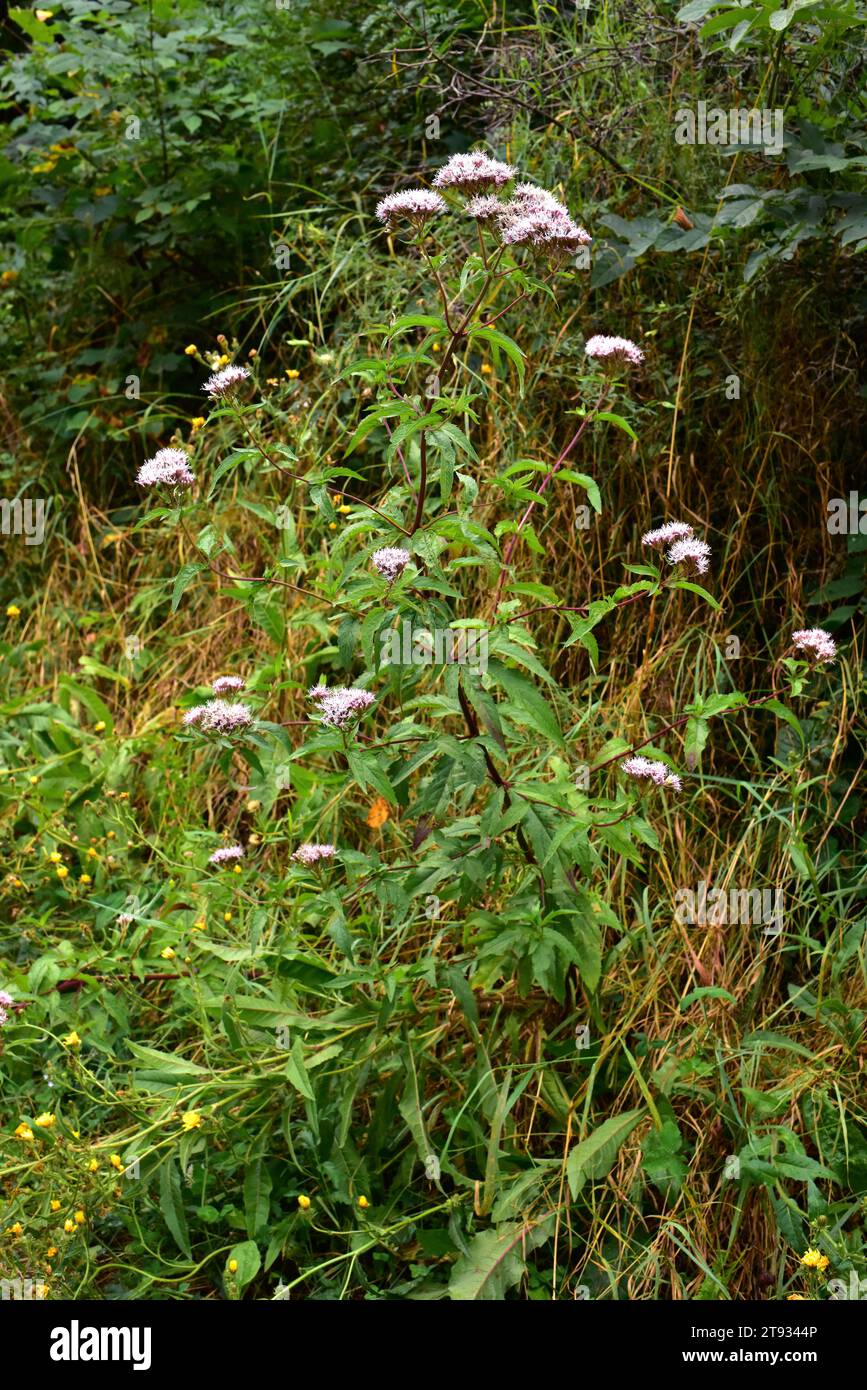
[1,0,865,1303]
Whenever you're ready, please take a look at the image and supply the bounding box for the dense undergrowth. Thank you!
[1,0,866,1301]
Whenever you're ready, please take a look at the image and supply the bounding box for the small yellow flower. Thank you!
[432,342,440,352]
[49,851,62,863]
[181,1111,202,1131]
[338,504,351,514]
[358,1195,369,1209]
[86,847,98,858]
[6,604,21,617]
[160,947,176,960]
[47,1246,57,1258]
[14,1123,34,1141]
[88,1158,98,1172]
[328,522,337,530]
[30,775,39,785]
[228,1258,238,1273]
[107,831,116,840]
[218,353,230,366]
[64,1218,75,1233]
[61,1030,81,1047]
[223,912,232,923]
[36,8,54,19]
[246,800,261,813]
[787,1294,806,1301]
[184,344,198,356]
[50,1199,61,1212]
[191,416,205,431]
[74,1209,85,1225]
[297,1194,311,1210]
[192,919,206,931]
[109,1154,123,1170]
[1,270,19,286]
[8,1222,23,1236]
[480,363,492,375]
[79,874,92,885]
[56,866,69,880]
[94,721,106,733]
[285,368,300,379]
[800,1248,826,1269]
[35,1112,56,1128]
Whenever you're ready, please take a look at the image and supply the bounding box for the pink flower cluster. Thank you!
[498,183,591,256]
[212,675,245,695]
[585,335,645,368]
[375,190,446,227]
[641,521,695,549]
[642,520,711,577]
[432,152,516,194]
[309,685,375,730]
[792,628,837,664]
[291,843,337,866]
[202,364,251,399]
[0,988,14,1027]
[136,447,195,489]
[183,700,253,734]
[667,537,711,577]
[208,844,244,866]
[372,547,410,582]
[621,756,682,792]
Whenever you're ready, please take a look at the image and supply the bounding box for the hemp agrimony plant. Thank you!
[135,150,841,1005]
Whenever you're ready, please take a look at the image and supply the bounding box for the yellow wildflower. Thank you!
[160,947,176,960]
[228,1259,238,1273]
[35,1112,56,1128]
[109,1154,123,1170]
[14,1124,34,1141]
[74,1210,85,1225]
[800,1249,828,1270]
[62,1030,81,1047]
[297,1194,311,1210]
[184,344,197,356]
[50,1199,61,1212]
[181,1111,202,1131]
[63,1219,75,1233]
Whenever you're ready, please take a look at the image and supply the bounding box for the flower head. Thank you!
[181,1110,202,1131]
[291,843,337,866]
[498,185,590,257]
[202,364,251,399]
[792,628,836,665]
[372,547,410,583]
[117,912,133,926]
[309,685,375,730]
[34,1112,56,1128]
[585,334,645,368]
[641,521,694,549]
[800,1249,830,1271]
[183,700,253,735]
[433,152,516,194]
[0,988,12,1028]
[208,844,244,867]
[464,195,503,221]
[135,447,195,489]
[666,537,711,577]
[621,756,682,791]
[375,189,446,228]
[212,675,245,695]
[14,1123,34,1141]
